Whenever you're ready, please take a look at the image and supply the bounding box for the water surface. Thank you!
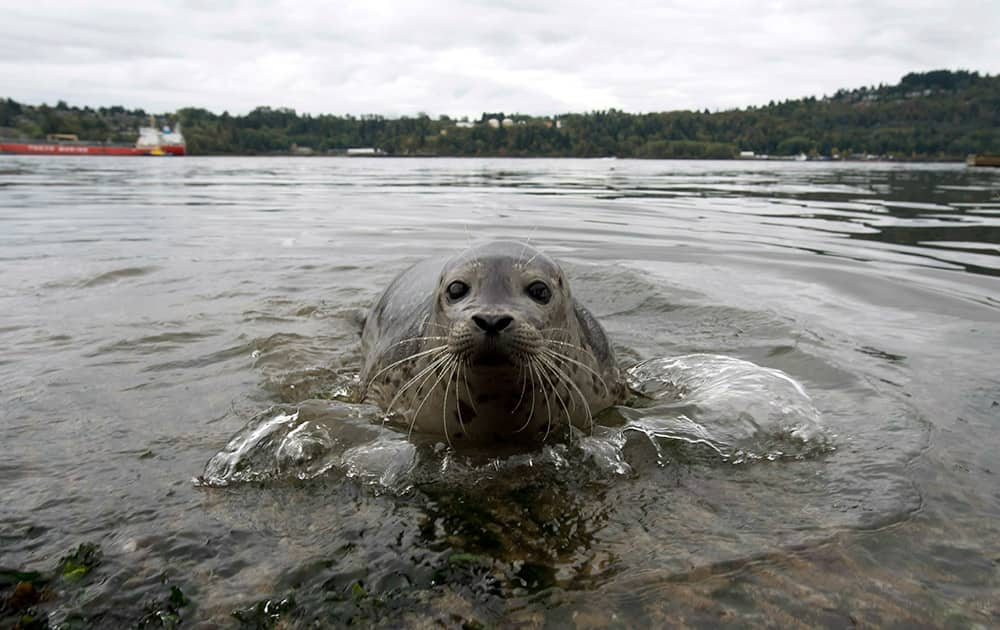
[1,157,998,626]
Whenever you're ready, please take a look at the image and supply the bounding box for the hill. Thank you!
[1,70,997,159]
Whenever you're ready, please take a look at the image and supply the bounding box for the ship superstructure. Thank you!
[1,118,186,156]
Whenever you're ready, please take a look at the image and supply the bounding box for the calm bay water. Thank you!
[1,156,998,627]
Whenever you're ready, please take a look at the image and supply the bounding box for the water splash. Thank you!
[197,399,416,489]
[621,354,831,463]
[198,354,829,490]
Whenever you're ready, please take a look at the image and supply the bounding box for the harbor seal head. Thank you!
[360,241,624,445]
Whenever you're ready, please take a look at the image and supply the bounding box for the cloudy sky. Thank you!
[2,0,998,117]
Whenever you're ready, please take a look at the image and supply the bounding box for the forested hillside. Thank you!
[2,70,996,159]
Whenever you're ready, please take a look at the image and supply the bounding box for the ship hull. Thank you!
[0,142,185,156]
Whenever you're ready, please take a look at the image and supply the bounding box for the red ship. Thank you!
[0,122,185,156]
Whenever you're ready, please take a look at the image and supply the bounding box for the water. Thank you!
[2,157,998,627]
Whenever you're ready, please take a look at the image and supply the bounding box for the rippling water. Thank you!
[2,157,998,626]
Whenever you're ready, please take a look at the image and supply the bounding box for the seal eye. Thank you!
[526,281,552,304]
[446,280,469,302]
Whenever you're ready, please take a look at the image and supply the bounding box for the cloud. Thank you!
[1,0,997,116]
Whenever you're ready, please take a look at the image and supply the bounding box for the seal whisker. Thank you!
[459,358,477,413]
[526,360,538,430]
[538,353,594,436]
[382,335,449,352]
[441,358,459,448]
[541,338,585,349]
[540,360,572,443]
[385,353,452,415]
[366,344,449,386]
[541,337,603,365]
[510,361,530,414]
[359,240,622,445]
[516,240,529,268]
[522,249,541,267]
[527,225,539,247]
[455,361,469,436]
[541,347,611,397]
[536,353,577,414]
[532,356,571,443]
[538,329,577,344]
[408,355,456,440]
[528,357,554,441]
[513,360,539,433]
[397,354,452,435]
[376,336,450,363]
[386,352,454,419]
[515,236,540,270]
[544,363,575,443]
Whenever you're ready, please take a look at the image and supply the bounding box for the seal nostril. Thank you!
[472,314,514,335]
[471,315,490,332]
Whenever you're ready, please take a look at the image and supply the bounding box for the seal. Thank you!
[359,241,625,444]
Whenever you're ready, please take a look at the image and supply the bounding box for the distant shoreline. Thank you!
[0,151,972,164]
[59,153,973,163]
[3,70,996,161]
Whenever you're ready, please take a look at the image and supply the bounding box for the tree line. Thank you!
[1,70,996,160]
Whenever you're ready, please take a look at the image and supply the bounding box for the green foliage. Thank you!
[57,543,101,582]
[2,70,997,159]
[777,136,815,155]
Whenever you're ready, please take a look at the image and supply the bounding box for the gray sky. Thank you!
[1,0,998,117]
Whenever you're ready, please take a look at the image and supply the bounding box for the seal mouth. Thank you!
[469,349,516,368]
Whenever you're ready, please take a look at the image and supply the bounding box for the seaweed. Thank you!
[232,597,297,629]
[57,543,101,582]
[137,584,190,629]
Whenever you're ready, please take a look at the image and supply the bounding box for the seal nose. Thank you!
[472,314,513,336]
